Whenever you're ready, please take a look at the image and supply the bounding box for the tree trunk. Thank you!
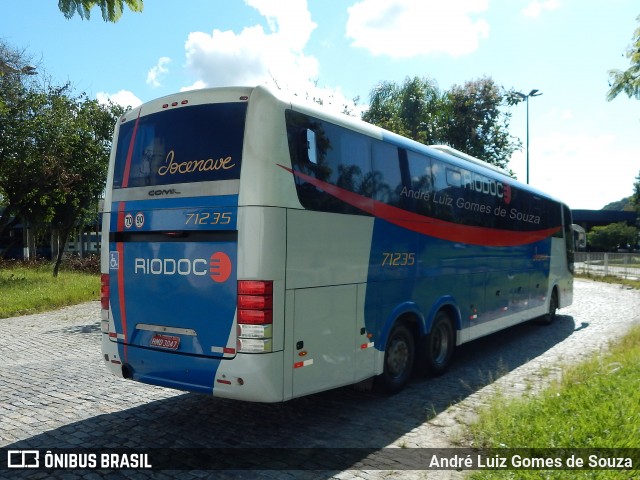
[52,227,72,277]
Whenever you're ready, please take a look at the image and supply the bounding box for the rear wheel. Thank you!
[539,288,558,325]
[423,311,455,376]
[376,323,415,394]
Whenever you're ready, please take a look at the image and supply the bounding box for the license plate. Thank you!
[150,334,180,350]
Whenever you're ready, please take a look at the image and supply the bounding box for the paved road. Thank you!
[1,279,639,479]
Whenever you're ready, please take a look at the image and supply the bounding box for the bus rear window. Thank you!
[113,102,247,188]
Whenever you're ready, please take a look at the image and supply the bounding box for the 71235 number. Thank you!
[382,252,415,266]
[185,212,232,225]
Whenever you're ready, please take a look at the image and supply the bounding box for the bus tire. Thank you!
[539,288,558,325]
[423,310,455,376]
[376,322,415,394]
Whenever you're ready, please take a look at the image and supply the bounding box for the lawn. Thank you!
[469,324,640,479]
[0,260,99,318]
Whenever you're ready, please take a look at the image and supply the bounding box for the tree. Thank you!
[587,222,638,252]
[633,171,640,227]
[363,77,445,145]
[58,0,143,22]
[0,41,41,242]
[40,90,123,276]
[362,76,520,170]
[607,15,640,101]
[0,44,122,270]
[602,197,632,211]
[444,77,521,170]
[606,16,640,230]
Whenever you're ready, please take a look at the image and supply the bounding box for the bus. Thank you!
[100,85,574,402]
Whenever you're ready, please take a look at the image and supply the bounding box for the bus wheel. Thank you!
[376,323,415,394]
[539,288,558,325]
[424,311,455,376]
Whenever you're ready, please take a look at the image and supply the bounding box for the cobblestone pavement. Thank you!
[1,279,639,479]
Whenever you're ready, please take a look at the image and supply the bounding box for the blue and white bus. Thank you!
[100,85,574,402]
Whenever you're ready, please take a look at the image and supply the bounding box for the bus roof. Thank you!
[127,85,566,207]
[428,145,511,178]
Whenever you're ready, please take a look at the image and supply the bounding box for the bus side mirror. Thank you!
[306,129,318,165]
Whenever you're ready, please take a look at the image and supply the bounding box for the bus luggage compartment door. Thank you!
[291,285,359,398]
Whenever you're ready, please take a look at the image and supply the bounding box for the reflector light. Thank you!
[181,100,188,105]
[162,104,169,108]
[237,338,272,353]
[238,324,272,338]
[100,274,110,310]
[237,280,274,352]
[238,309,273,325]
[237,294,271,309]
[238,280,273,295]
[171,102,178,106]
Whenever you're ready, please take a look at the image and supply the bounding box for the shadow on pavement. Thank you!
[4,315,576,477]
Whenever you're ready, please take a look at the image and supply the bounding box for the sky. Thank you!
[1,0,638,210]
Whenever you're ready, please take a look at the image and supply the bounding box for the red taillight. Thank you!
[237,281,273,323]
[237,280,273,353]
[100,274,110,310]
[237,294,271,310]
[238,309,273,325]
[238,280,273,296]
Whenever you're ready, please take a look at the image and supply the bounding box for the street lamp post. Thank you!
[515,89,543,184]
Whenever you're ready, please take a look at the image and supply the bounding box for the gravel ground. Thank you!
[1,278,639,479]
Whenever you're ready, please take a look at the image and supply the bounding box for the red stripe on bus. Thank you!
[117,202,128,362]
[278,165,560,247]
[121,110,141,188]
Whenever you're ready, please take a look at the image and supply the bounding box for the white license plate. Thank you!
[150,334,180,350]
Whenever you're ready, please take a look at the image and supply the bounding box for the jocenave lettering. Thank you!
[157,150,236,176]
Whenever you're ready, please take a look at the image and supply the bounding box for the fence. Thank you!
[574,252,640,280]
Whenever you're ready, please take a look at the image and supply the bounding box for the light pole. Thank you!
[515,89,542,184]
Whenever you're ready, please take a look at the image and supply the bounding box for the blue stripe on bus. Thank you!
[109,195,239,232]
[364,217,552,350]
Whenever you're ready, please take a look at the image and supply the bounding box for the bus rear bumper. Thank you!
[102,334,285,402]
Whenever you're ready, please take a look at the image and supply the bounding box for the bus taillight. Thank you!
[100,274,110,311]
[237,280,273,353]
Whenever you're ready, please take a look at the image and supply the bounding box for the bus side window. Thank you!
[372,142,402,208]
[306,129,318,165]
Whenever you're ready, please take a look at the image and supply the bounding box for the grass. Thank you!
[575,273,640,290]
[0,261,99,318]
[468,324,640,479]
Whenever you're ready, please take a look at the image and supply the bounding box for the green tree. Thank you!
[362,76,520,170]
[606,16,640,230]
[633,171,640,227]
[0,48,122,270]
[444,77,521,170]
[58,0,143,22]
[38,90,123,276]
[587,222,638,252]
[607,15,640,101]
[0,41,42,241]
[363,77,445,144]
